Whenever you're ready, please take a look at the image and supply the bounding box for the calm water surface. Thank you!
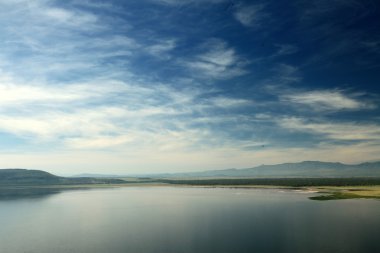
[0,187,379,253]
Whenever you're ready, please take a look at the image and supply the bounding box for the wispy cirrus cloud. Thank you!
[233,3,266,27]
[278,117,380,141]
[0,0,177,83]
[0,66,256,152]
[0,1,126,81]
[43,7,98,26]
[0,0,101,32]
[209,97,253,108]
[145,39,177,59]
[185,39,248,79]
[282,90,375,111]
[0,70,138,109]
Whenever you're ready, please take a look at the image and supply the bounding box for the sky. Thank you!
[0,0,379,175]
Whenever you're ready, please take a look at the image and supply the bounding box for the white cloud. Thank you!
[0,1,121,82]
[0,69,253,151]
[0,107,125,140]
[210,97,252,108]
[279,117,380,141]
[282,90,374,111]
[44,8,74,22]
[146,39,176,59]
[65,135,135,149]
[233,3,264,27]
[198,45,237,66]
[19,2,99,29]
[186,39,248,79]
[0,76,131,108]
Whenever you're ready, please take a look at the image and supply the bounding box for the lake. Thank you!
[0,186,379,253]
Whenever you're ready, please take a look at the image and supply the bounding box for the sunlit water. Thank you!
[0,187,379,253]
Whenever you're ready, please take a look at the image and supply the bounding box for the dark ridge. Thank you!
[0,169,126,185]
[0,169,61,184]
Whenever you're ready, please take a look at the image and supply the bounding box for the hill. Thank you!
[149,161,380,178]
[0,169,126,185]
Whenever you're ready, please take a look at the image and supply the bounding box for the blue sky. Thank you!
[0,0,379,174]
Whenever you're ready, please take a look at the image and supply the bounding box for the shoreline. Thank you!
[1,183,380,200]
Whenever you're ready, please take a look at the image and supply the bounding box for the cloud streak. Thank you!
[233,3,265,27]
[282,90,375,111]
[278,117,380,141]
[185,39,248,79]
[0,66,256,154]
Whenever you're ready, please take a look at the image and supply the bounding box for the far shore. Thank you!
[1,182,380,201]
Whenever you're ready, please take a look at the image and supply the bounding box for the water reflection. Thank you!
[0,185,125,201]
[0,187,379,253]
[0,187,63,200]
[0,186,107,201]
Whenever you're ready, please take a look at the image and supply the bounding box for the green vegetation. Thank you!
[157,177,380,187]
[157,178,380,201]
[309,186,380,200]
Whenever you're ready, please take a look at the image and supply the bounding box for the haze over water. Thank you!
[0,187,379,253]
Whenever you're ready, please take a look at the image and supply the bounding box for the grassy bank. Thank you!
[309,186,380,200]
[155,178,380,200]
[157,177,380,187]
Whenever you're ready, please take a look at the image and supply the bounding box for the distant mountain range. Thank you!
[146,161,380,178]
[1,161,380,186]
